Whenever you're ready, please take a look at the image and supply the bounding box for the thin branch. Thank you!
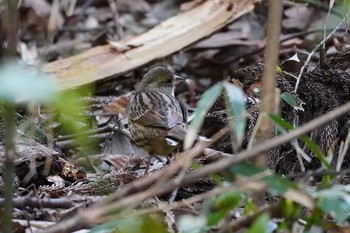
[336,128,350,171]
[255,0,283,167]
[108,0,124,39]
[0,197,74,209]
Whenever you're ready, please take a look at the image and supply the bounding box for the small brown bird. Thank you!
[127,66,187,170]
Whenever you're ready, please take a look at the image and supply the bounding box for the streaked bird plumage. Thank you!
[127,66,187,156]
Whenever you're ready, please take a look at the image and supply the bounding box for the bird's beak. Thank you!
[174,75,184,84]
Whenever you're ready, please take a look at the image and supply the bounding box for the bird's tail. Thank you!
[165,124,187,146]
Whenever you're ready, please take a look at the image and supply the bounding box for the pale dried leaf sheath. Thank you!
[43,0,259,90]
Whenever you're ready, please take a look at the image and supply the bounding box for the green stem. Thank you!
[1,0,18,59]
[2,104,16,233]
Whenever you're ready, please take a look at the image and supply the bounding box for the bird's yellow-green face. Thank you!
[137,66,175,94]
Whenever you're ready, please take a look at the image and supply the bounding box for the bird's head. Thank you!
[136,66,183,95]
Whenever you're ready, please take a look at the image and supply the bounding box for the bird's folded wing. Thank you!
[166,123,187,140]
[132,109,183,129]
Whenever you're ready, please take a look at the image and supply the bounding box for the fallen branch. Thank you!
[43,0,259,90]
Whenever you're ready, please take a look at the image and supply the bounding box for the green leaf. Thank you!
[243,198,258,215]
[210,173,223,185]
[184,82,223,149]
[0,62,59,103]
[276,65,282,73]
[276,65,283,76]
[190,162,201,170]
[305,208,323,230]
[177,215,207,233]
[281,92,305,111]
[268,114,331,170]
[228,163,297,195]
[318,197,350,224]
[223,81,246,146]
[343,0,350,16]
[89,214,167,233]
[316,185,350,224]
[228,162,264,177]
[202,190,243,226]
[0,62,95,147]
[52,89,89,132]
[265,175,296,195]
[246,213,275,233]
[281,199,301,220]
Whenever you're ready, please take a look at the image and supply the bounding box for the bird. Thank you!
[127,66,187,173]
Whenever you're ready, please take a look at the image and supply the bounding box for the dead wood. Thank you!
[43,0,259,90]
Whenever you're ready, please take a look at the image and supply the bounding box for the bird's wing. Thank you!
[133,109,183,129]
[128,91,184,129]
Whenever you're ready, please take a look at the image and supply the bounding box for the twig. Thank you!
[123,170,272,218]
[108,0,124,39]
[286,167,350,179]
[56,133,110,149]
[57,124,113,141]
[336,128,350,171]
[0,197,74,209]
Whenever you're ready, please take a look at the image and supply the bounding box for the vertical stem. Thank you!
[1,0,18,58]
[255,0,283,167]
[108,0,124,39]
[1,0,18,231]
[2,104,16,233]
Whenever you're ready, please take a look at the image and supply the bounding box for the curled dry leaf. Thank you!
[59,157,86,181]
[103,96,130,115]
[46,175,65,186]
[281,53,304,73]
